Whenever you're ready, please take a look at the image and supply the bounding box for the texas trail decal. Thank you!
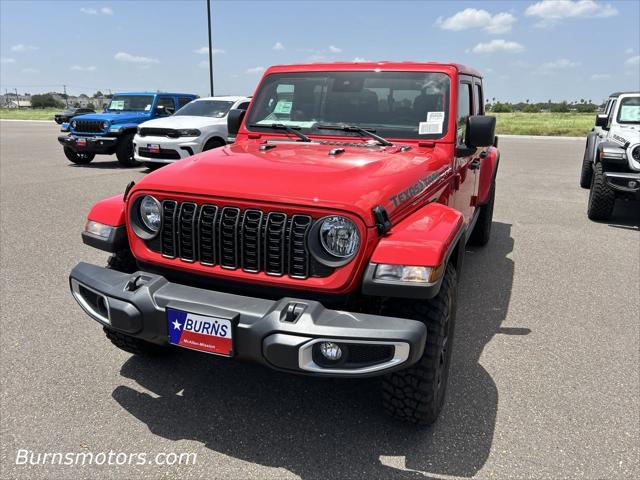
[167,308,233,356]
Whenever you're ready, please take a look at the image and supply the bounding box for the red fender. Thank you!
[477,146,499,205]
[370,202,464,267]
[87,194,126,226]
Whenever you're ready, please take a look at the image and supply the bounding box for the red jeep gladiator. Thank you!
[70,62,499,425]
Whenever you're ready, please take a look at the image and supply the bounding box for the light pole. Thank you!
[207,0,214,96]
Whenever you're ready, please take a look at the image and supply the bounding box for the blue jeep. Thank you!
[58,92,197,167]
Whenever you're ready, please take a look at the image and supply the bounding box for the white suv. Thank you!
[133,96,250,168]
[582,92,640,220]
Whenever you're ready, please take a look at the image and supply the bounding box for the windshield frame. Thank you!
[616,96,640,125]
[245,70,452,141]
[106,95,155,112]
[173,99,235,118]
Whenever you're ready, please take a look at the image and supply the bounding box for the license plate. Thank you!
[147,144,160,153]
[167,308,233,357]
[76,138,87,147]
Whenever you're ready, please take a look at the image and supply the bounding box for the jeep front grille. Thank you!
[157,200,325,279]
[73,120,104,133]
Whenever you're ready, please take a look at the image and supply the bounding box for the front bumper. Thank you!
[69,262,427,377]
[604,172,640,195]
[133,134,201,163]
[58,135,117,154]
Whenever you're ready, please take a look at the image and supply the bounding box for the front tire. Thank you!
[64,147,95,165]
[382,264,457,425]
[115,133,140,167]
[587,162,615,221]
[202,138,224,152]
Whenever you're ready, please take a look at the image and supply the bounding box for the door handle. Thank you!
[469,159,481,171]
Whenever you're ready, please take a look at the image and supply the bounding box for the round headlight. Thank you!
[319,216,360,258]
[101,121,109,130]
[139,195,161,232]
[632,145,640,162]
[71,120,77,128]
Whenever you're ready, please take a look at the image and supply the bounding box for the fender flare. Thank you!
[477,147,500,206]
[362,202,465,299]
[584,132,599,165]
[82,194,128,252]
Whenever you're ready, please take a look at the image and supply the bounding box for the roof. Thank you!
[263,61,483,78]
[114,92,198,96]
[609,91,640,97]
[193,95,250,102]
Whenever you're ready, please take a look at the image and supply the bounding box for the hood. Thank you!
[134,140,451,225]
[72,111,150,124]
[138,115,226,129]
[609,124,640,146]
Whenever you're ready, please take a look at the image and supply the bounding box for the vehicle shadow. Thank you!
[67,160,145,170]
[112,222,518,479]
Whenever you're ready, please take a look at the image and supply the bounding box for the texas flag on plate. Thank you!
[167,308,233,357]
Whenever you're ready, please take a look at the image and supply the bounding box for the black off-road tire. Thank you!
[103,327,169,356]
[202,138,224,151]
[580,134,597,188]
[587,162,615,221]
[115,133,139,167]
[469,181,495,246]
[381,264,457,425]
[64,147,95,165]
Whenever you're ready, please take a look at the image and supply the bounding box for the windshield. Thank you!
[174,100,234,118]
[617,96,640,124]
[246,71,450,140]
[107,95,154,112]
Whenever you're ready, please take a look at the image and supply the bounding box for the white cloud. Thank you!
[436,8,516,34]
[273,42,285,51]
[540,58,579,70]
[193,46,225,55]
[11,44,38,52]
[100,7,114,15]
[80,7,98,14]
[21,67,39,73]
[353,57,369,62]
[70,65,97,71]
[114,51,159,64]
[1,57,16,64]
[625,48,634,54]
[525,1,618,27]
[625,55,640,68]
[328,45,342,53]
[589,73,611,80]
[469,39,525,54]
[245,66,265,74]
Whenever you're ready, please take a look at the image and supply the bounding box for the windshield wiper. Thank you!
[316,123,393,146]
[249,123,311,142]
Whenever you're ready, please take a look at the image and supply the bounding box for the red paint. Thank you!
[370,202,464,267]
[87,194,125,226]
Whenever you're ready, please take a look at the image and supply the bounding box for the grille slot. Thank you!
[289,215,312,278]
[241,209,264,272]
[219,207,241,269]
[157,201,332,279]
[264,213,287,276]
[160,201,178,258]
[178,203,197,262]
[198,205,218,265]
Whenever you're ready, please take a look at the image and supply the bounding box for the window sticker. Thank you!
[274,100,293,115]
[620,105,640,122]
[427,111,445,122]
[111,100,124,110]
[144,104,152,111]
[419,121,442,135]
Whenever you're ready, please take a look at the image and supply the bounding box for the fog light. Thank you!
[628,180,638,189]
[319,342,342,361]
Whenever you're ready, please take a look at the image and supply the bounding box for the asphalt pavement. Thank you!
[0,120,638,479]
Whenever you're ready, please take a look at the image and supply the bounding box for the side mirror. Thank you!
[227,109,247,136]
[595,114,609,128]
[465,115,496,148]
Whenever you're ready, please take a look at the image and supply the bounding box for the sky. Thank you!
[0,0,639,103]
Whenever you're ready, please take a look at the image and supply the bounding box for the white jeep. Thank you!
[581,92,640,220]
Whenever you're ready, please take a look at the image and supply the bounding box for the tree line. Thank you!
[486,98,600,113]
